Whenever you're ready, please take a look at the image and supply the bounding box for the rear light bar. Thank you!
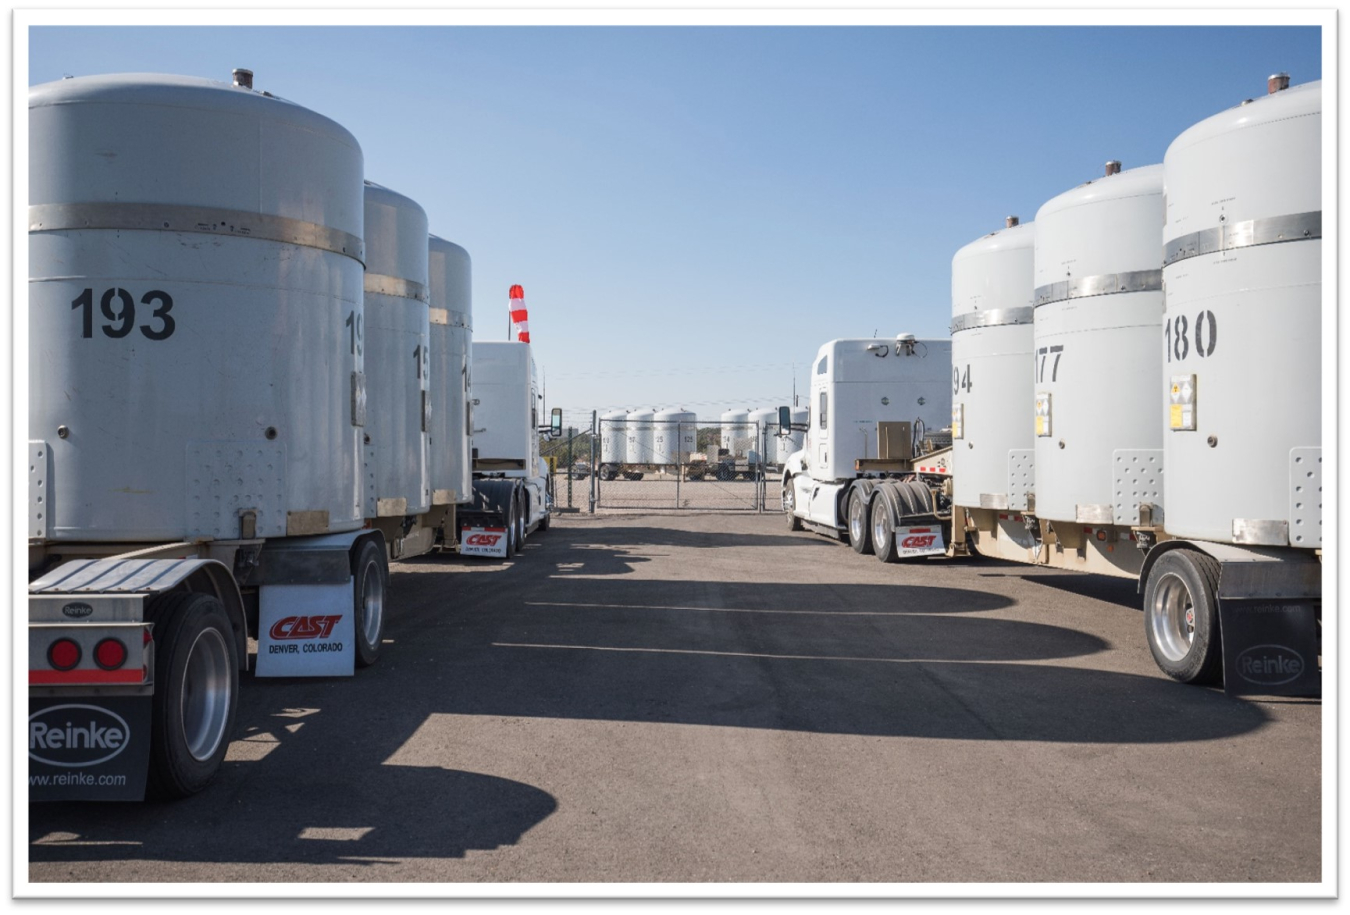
[30,624,151,687]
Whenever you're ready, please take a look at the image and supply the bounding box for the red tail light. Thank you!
[48,639,81,671]
[94,638,128,671]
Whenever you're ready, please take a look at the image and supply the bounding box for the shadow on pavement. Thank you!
[29,687,558,868]
[1019,573,1142,611]
[28,519,1271,869]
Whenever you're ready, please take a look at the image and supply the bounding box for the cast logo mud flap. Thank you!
[256,580,355,677]
[1219,601,1320,697]
[461,527,509,558]
[29,697,151,802]
[896,526,945,558]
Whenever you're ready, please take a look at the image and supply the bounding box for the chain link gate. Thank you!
[542,423,593,513]
[591,416,778,511]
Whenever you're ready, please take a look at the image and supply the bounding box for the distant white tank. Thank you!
[720,410,752,459]
[776,407,808,465]
[1033,163,1165,526]
[950,216,1037,511]
[626,409,656,465]
[653,410,697,465]
[1162,76,1322,547]
[427,234,472,506]
[600,410,628,464]
[747,408,780,465]
[364,181,431,518]
[28,72,365,541]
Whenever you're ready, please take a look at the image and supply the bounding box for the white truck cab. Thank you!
[461,341,553,555]
[783,336,953,549]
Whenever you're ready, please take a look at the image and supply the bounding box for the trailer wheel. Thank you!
[717,463,734,482]
[782,478,803,531]
[144,591,239,799]
[871,496,900,563]
[1144,549,1223,685]
[352,538,388,669]
[848,489,873,555]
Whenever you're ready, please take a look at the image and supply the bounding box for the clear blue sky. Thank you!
[28,24,1321,427]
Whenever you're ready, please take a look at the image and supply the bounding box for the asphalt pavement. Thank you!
[27,511,1322,884]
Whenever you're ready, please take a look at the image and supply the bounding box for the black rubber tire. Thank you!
[717,464,734,482]
[512,492,526,555]
[783,477,803,531]
[538,509,551,532]
[503,502,517,557]
[871,495,901,563]
[1144,549,1223,685]
[848,489,873,555]
[144,591,239,799]
[352,538,388,669]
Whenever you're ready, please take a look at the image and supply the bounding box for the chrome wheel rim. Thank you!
[1150,571,1196,662]
[782,485,795,514]
[181,626,231,762]
[872,510,888,551]
[850,495,866,543]
[361,557,385,645]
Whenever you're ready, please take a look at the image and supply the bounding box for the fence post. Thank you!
[757,422,765,513]
[589,410,598,513]
[566,426,574,509]
[675,421,681,510]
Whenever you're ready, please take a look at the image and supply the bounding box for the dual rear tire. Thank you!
[848,490,873,555]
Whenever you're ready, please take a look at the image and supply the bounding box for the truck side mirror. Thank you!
[778,405,791,436]
[550,407,563,438]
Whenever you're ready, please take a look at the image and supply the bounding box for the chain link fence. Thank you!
[542,411,798,512]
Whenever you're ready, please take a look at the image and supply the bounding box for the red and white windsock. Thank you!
[509,284,530,343]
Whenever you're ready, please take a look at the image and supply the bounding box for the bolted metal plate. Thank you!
[376,497,408,517]
[1113,449,1164,526]
[30,441,52,540]
[979,493,1009,510]
[186,441,286,540]
[1007,449,1034,512]
[1289,447,1321,549]
[1233,518,1289,546]
[363,445,378,519]
[285,510,330,537]
[1075,503,1114,524]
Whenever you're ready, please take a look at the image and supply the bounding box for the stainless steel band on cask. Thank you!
[29,202,366,266]
[429,307,471,328]
[364,273,430,303]
[1162,210,1321,267]
[1032,268,1162,308]
[949,306,1034,334]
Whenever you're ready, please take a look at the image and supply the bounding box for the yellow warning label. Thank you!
[1169,404,1184,428]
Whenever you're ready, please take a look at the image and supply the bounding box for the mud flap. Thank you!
[29,696,152,801]
[1218,600,1321,698]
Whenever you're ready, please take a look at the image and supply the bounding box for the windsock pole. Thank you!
[509,284,530,343]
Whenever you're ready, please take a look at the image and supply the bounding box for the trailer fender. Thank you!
[870,482,902,526]
[845,479,879,517]
[254,529,387,584]
[30,558,249,671]
[470,478,520,516]
[1138,539,1322,599]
